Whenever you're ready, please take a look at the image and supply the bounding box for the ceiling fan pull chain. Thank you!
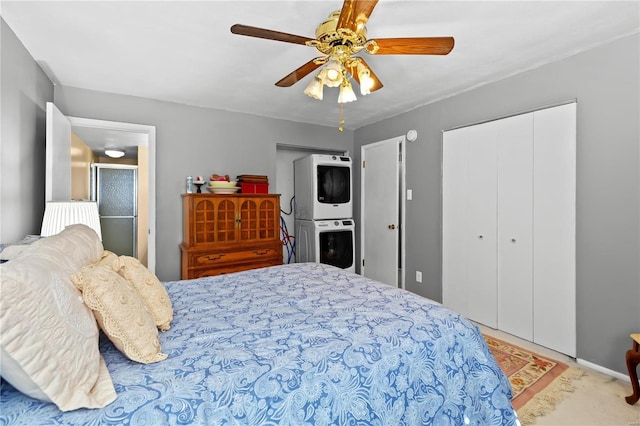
[338,103,345,132]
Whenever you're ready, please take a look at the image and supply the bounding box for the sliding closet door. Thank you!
[442,127,470,317]
[466,122,498,328]
[533,103,576,357]
[497,113,534,341]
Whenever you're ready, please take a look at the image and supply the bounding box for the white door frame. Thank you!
[68,116,157,273]
[360,136,406,289]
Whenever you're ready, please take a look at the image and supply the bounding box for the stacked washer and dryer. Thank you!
[294,154,355,272]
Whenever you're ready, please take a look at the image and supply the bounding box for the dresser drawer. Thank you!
[187,259,282,279]
[188,247,280,267]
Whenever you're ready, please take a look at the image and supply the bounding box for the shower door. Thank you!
[91,164,138,257]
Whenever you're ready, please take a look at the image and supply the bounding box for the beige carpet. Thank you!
[484,335,584,425]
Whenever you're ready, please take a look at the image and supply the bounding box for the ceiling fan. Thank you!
[230,0,454,96]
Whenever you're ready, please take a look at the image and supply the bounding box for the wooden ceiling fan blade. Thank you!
[367,37,455,55]
[345,59,383,93]
[337,0,379,33]
[275,59,324,87]
[231,24,314,46]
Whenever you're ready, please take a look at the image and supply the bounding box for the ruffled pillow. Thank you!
[117,255,173,332]
[72,261,167,364]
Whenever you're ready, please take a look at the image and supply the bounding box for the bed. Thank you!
[0,229,518,425]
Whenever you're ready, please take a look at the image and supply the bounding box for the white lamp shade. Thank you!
[338,81,357,103]
[357,63,374,95]
[41,201,102,240]
[304,77,324,100]
[358,73,374,95]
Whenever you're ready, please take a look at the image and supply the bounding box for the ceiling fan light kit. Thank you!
[231,0,454,129]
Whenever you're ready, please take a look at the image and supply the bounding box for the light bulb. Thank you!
[326,68,340,81]
[321,61,344,87]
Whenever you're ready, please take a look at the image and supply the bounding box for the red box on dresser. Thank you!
[239,182,269,194]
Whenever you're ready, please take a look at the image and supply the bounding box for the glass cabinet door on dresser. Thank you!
[181,194,282,279]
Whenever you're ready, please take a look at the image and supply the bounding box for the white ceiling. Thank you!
[2,1,639,130]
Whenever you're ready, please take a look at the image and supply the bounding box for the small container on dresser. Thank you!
[180,193,283,279]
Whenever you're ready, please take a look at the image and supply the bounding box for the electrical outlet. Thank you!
[416,270,422,283]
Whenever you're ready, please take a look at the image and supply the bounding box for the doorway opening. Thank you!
[275,144,349,264]
[46,102,156,271]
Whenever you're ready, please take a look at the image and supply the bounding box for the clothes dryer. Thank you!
[295,219,355,273]
[294,154,352,220]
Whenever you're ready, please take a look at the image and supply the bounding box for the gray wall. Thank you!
[0,18,54,243]
[354,33,640,375]
[53,86,353,282]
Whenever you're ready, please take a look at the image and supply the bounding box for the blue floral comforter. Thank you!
[0,263,517,425]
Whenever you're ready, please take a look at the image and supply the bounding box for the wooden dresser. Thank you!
[180,193,283,279]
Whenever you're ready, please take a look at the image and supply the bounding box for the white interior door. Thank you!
[45,102,72,202]
[497,113,534,340]
[361,136,403,287]
[466,121,499,328]
[533,103,576,357]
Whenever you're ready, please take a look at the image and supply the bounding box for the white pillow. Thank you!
[0,235,41,261]
[0,244,31,261]
[0,223,115,410]
[0,251,116,410]
[32,224,104,274]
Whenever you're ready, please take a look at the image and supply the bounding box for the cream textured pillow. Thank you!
[34,224,104,274]
[97,249,121,272]
[0,248,116,411]
[118,255,173,332]
[72,263,167,364]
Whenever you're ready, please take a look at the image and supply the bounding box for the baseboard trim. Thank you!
[577,358,629,382]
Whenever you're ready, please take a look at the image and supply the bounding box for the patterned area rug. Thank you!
[484,334,584,425]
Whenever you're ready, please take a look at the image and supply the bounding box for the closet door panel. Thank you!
[466,122,498,328]
[442,127,469,317]
[533,103,576,357]
[497,113,534,341]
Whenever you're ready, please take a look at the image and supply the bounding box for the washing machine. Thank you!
[294,154,352,220]
[295,219,355,272]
